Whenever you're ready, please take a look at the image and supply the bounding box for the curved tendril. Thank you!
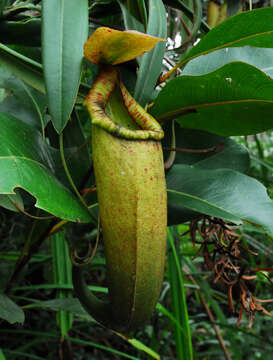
[71,216,100,267]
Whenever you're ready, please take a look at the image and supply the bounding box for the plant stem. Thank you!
[59,132,97,224]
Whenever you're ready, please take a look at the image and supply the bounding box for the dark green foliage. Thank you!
[0,0,273,359]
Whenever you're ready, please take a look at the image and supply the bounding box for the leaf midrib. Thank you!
[157,98,273,121]
[167,188,241,223]
[182,30,273,68]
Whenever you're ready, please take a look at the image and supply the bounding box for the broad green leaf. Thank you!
[0,113,90,222]
[167,164,273,235]
[51,231,73,337]
[0,65,47,131]
[163,123,250,173]
[0,43,45,93]
[183,46,273,78]
[0,294,24,324]
[182,7,273,67]
[151,62,273,136]
[42,0,88,133]
[134,0,167,106]
[84,27,164,65]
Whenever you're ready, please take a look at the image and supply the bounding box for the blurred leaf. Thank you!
[42,0,88,132]
[66,336,140,360]
[0,252,50,262]
[167,164,273,235]
[89,0,121,19]
[0,19,41,46]
[0,0,8,16]
[0,43,45,93]
[167,228,193,360]
[118,1,145,33]
[163,123,250,173]
[84,26,164,65]
[46,110,92,189]
[0,192,23,212]
[227,0,242,17]
[151,62,273,136]
[137,0,147,28]
[183,47,273,78]
[29,298,93,321]
[162,0,211,33]
[0,65,47,131]
[0,328,140,360]
[0,348,6,360]
[183,257,227,324]
[123,338,160,360]
[0,294,24,324]
[134,0,167,106]
[183,7,273,66]
[51,231,73,337]
[0,112,90,222]
[8,45,42,63]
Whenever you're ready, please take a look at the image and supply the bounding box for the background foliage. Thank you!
[0,0,273,359]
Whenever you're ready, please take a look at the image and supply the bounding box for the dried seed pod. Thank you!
[72,66,167,333]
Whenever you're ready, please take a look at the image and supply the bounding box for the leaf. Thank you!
[84,26,164,65]
[30,298,93,321]
[42,0,88,133]
[136,0,148,28]
[0,43,45,94]
[151,62,273,136]
[183,7,273,66]
[167,164,273,235]
[0,348,6,360]
[0,112,90,222]
[183,46,273,78]
[0,192,24,213]
[123,338,160,360]
[0,0,8,16]
[118,1,145,33]
[51,231,73,337]
[162,0,210,33]
[163,123,250,173]
[167,229,193,360]
[0,294,24,324]
[227,0,242,17]
[134,0,167,106]
[0,65,47,131]
[46,110,92,189]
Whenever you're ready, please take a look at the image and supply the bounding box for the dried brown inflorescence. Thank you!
[187,216,273,327]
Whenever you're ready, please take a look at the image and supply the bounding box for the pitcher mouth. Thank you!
[84,66,164,141]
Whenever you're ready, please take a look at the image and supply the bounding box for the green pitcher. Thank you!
[72,66,167,333]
